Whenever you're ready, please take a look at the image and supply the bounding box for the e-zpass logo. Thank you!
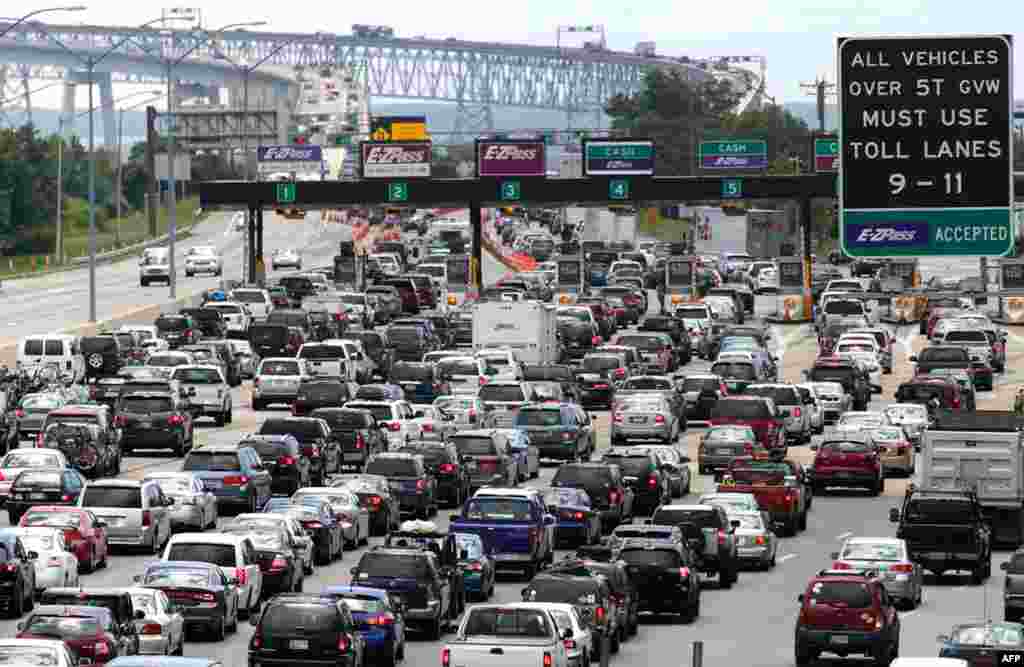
[848,222,928,247]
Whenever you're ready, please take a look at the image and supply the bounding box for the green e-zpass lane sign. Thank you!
[839,34,1014,257]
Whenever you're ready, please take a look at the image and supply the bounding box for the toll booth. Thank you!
[555,256,584,305]
[333,242,364,291]
[999,259,1024,324]
[661,256,695,313]
[775,257,808,322]
[881,260,925,323]
[444,254,471,311]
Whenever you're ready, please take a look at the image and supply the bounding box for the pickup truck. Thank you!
[444,603,572,667]
[449,490,555,578]
[717,457,810,536]
[910,346,972,376]
[891,487,992,583]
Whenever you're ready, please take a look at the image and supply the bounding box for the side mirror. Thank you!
[350,567,359,576]
[889,508,900,523]
[809,444,818,451]
[729,520,740,529]
[16,622,23,631]
[1002,562,1009,570]
[459,549,469,560]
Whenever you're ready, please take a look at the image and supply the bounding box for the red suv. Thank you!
[809,432,883,496]
[709,396,785,454]
[794,568,901,666]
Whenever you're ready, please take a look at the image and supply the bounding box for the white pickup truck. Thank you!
[444,603,571,667]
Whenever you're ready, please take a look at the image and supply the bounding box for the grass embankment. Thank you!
[0,198,202,277]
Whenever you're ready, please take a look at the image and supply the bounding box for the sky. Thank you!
[3,0,1023,111]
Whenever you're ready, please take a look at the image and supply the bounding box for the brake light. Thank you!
[61,495,70,502]
[544,652,553,667]
[366,614,395,625]
[223,476,249,486]
[952,398,960,409]
[141,511,151,527]
[304,521,324,529]
[416,479,426,491]
[591,336,601,346]
[479,376,488,387]
[593,383,609,390]
[468,409,478,420]
[94,641,111,657]
[386,421,402,432]
[278,456,296,466]
[831,561,852,570]
[613,367,626,378]
[890,563,913,573]
[467,561,483,571]
[269,557,288,572]
[564,639,576,650]
[754,535,765,545]
[679,567,691,578]
[422,423,434,432]
[793,407,802,418]
[860,612,881,630]
[717,529,726,545]
[609,489,621,505]
[113,415,126,427]
[168,414,185,426]
[370,496,381,506]
[140,623,162,635]
[442,648,451,667]
[236,567,248,585]
[439,463,455,474]
[613,413,623,423]
[654,414,666,424]
[14,409,24,419]
[2,563,16,573]
[595,606,605,623]
[337,634,350,652]
[647,475,658,488]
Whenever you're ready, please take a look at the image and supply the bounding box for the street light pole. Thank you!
[0,6,85,39]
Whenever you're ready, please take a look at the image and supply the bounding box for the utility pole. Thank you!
[799,77,836,133]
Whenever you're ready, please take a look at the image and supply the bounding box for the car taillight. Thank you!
[654,414,666,424]
[14,409,24,419]
[2,563,16,573]
[593,383,609,390]
[278,456,296,466]
[168,415,184,426]
[952,398,960,408]
[564,638,576,650]
[717,529,726,545]
[141,511,151,527]
[113,415,127,427]
[613,367,626,378]
[466,561,483,571]
[544,653,553,667]
[140,623,162,635]
[354,434,365,450]
[754,535,765,545]
[613,413,623,423]
[831,561,852,569]
[479,375,488,387]
[269,557,288,572]
[386,421,402,432]
[793,407,801,418]
[468,409,478,420]
[860,612,881,630]
[591,336,601,346]
[46,556,62,567]
[416,479,426,491]
[439,463,455,474]
[370,495,382,506]
[223,476,249,486]
[890,563,914,573]
[422,423,434,432]
[94,641,111,657]
[61,495,70,502]
[595,606,605,623]
[609,489,621,505]
[647,476,658,488]
[679,567,691,579]
[366,614,395,625]
[528,526,539,546]
[236,567,248,585]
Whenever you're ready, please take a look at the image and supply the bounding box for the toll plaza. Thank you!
[767,257,809,323]
[554,256,584,305]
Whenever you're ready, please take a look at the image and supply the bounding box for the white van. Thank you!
[16,334,84,381]
[140,248,171,287]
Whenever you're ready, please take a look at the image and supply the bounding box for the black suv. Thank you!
[350,547,453,639]
[249,594,364,667]
[551,462,635,531]
[0,530,36,615]
[546,557,640,640]
[807,357,872,411]
[651,504,739,589]
[522,574,619,660]
[601,449,670,516]
[617,537,701,623]
[293,379,353,416]
[240,435,311,495]
[309,408,387,473]
[258,417,339,485]
[116,392,194,457]
[365,453,437,520]
[81,336,123,378]
[396,441,469,508]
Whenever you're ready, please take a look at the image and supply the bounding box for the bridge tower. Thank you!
[58,70,117,148]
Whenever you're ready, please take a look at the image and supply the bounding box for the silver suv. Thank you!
[77,479,173,552]
[139,249,171,287]
[253,358,309,411]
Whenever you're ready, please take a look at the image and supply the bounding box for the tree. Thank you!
[720,104,812,173]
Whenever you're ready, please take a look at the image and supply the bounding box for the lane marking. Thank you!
[837,531,852,540]
[779,554,797,563]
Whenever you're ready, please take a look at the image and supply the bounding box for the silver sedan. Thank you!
[144,472,219,531]
[610,394,681,445]
[730,510,778,570]
[432,395,487,431]
[127,586,185,656]
[642,445,691,498]
[831,536,923,610]
[291,487,371,549]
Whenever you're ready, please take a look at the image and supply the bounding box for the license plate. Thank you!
[290,639,309,650]
[466,462,478,471]
[716,448,734,456]
[629,416,645,423]
[204,480,222,489]
[344,453,364,461]
[830,636,848,645]
[139,421,151,429]
[30,493,46,500]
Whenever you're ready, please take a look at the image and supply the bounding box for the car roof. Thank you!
[168,532,247,545]
[85,479,146,488]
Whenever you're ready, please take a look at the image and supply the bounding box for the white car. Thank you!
[170,365,233,426]
[139,248,171,287]
[0,639,79,667]
[163,532,263,617]
[227,339,257,379]
[272,249,302,270]
[343,400,423,448]
[127,586,186,656]
[528,602,594,667]
[230,288,274,320]
[119,325,160,348]
[184,245,223,277]
[755,267,777,293]
[14,527,78,591]
[203,301,252,333]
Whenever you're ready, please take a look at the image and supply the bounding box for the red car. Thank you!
[17,604,133,663]
[809,431,884,496]
[20,506,109,573]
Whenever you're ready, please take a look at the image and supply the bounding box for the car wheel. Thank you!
[9,585,23,618]
[214,412,226,427]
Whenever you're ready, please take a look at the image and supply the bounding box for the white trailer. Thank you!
[472,300,559,365]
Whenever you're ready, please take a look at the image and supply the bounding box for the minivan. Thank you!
[16,334,84,381]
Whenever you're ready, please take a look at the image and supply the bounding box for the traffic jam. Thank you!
[0,207,1021,667]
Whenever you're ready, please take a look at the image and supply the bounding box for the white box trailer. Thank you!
[917,411,1024,546]
[472,300,559,365]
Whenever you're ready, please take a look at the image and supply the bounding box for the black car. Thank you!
[351,331,392,380]
[249,594,364,667]
[395,441,469,508]
[558,318,601,360]
[116,392,194,457]
[309,408,387,472]
[6,467,85,525]
[547,557,640,639]
[258,417,340,485]
[154,315,199,350]
[617,538,701,622]
[180,308,228,339]
[387,325,432,363]
[221,524,303,597]
[293,379,353,416]
[349,547,452,639]
[364,453,437,520]
[81,336,123,379]
[601,449,669,516]
[521,574,619,659]
[249,324,294,358]
[551,462,635,531]
[239,435,311,495]
[0,529,37,616]
[577,372,617,410]
[389,362,449,404]
[190,340,241,387]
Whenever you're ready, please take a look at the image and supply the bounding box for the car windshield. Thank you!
[357,553,429,578]
[23,614,101,639]
[80,486,141,508]
[583,357,621,372]
[904,499,975,523]
[21,396,62,410]
[144,567,211,587]
[149,476,193,495]
[365,458,418,477]
[544,488,590,508]
[618,548,681,568]
[232,291,265,304]
[807,581,873,608]
[822,439,873,454]
[524,578,598,603]
[333,596,386,613]
[652,508,718,529]
[463,608,552,637]
[20,534,57,552]
[478,386,526,402]
[619,399,664,413]
[885,405,927,422]
[451,437,498,456]
[226,528,286,551]
[711,399,771,420]
[148,355,188,367]
[183,451,241,471]
[710,363,756,380]
[173,368,222,384]
[840,541,903,561]
[166,542,236,567]
[261,603,337,633]
[347,405,393,422]
[261,361,300,375]
[22,511,78,528]
[464,497,533,521]
[120,396,173,413]
[516,410,562,427]
[681,378,719,393]
[601,455,651,477]
[156,318,187,331]
[0,452,61,468]
[699,495,758,512]
[299,345,346,360]
[705,427,755,443]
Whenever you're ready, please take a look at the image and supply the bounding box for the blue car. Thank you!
[544,487,601,547]
[323,585,406,665]
[452,532,495,601]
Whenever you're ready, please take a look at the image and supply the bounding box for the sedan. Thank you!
[643,445,692,498]
[125,586,185,656]
[730,510,778,570]
[271,248,302,271]
[6,467,85,526]
[831,536,923,610]
[14,527,79,592]
[0,449,68,504]
[431,395,486,431]
[544,487,601,547]
[233,513,315,576]
[20,506,109,574]
[220,524,303,597]
[271,501,344,565]
[144,472,219,531]
[611,395,681,445]
[291,487,371,549]
[329,474,402,536]
[184,246,223,277]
